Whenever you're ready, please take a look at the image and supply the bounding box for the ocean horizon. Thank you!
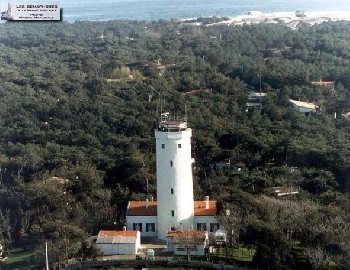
[59,0,350,22]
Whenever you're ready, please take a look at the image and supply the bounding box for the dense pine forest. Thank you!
[0,19,350,269]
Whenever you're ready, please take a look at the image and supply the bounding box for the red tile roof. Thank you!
[311,80,335,90]
[194,201,217,216]
[126,200,217,216]
[97,230,139,244]
[166,230,207,244]
[127,201,157,216]
[98,230,138,237]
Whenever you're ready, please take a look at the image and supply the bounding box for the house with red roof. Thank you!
[311,80,335,91]
[96,230,141,255]
[166,230,208,256]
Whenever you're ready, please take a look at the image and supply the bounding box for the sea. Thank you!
[60,0,350,22]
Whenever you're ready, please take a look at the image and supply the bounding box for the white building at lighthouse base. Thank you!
[126,197,221,239]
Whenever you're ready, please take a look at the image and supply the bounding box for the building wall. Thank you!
[155,128,194,239]
[126,215,222,237]
[126,216,157,237]
[97,243,137,255]
[194,216,221,234]
[167,236,207,256]
[172,243,206,256]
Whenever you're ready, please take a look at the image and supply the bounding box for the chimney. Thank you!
[205,196,209,209]
[145,198,149,209]
[123,226,127,231]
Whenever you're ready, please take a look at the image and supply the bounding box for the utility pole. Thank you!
[45,241,49,270]
[258,74,262,94]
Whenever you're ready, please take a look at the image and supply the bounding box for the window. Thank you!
[171,188,174,194]
[161,144,165,149]
[197,223,206,231]
[170,161,173,167]
[171,210,175,217]
[133,223,142,232]
[146,223,155,232]
[210,223,220,232]
[178,144,181,148]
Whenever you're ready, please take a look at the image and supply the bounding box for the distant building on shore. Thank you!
[246,91,267,110]
[311,80,335,91]
[247,11,263,17]
[289,99,318,114]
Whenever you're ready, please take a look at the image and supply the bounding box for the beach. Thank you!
[208,11,350,27]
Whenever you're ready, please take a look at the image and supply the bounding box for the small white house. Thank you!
[96,230,141,255]
[166,230,208,256]
[289,99,318,114]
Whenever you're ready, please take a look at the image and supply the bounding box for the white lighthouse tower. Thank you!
[155,112,194,239]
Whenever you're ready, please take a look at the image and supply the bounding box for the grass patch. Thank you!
[211,245,255,262]
[1,248,35,270]
[231,246,254,262]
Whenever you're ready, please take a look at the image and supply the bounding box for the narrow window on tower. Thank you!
[178,144,181,148]
[171,210,175,217]
[171,188,174,194]
[170,161,173,167]
[161,144,165,149]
